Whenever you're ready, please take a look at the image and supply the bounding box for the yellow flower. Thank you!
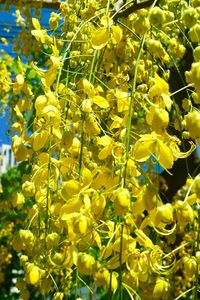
[133,132,174,170]
[77,253,95,275]
[135,229,155,249]
[156,203,174,225]
[12,135,30,161]
[152,277,170,299]
[146,106,169,133]
[91,27,110,49]
[60,180,81,200]
[175,200,194,231]
[113,187,131,215]
[25,263,41,285]
[91,16,123,49]
[11,192,25,208]
[94,268,118,292]
[182,256,197,277]
[148,74,172,111]
[31,130,49,152]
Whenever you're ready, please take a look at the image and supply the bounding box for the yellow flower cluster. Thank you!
[0,52,12,111]
[0,0,199,299]
[0,222,14,285]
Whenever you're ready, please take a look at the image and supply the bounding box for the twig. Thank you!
[113,0,161,20]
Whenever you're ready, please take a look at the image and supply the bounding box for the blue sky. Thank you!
[0,112,10,144]
[0,5,52,145]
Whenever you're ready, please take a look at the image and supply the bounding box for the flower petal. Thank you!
[91,28,110,50]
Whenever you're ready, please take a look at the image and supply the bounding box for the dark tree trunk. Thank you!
[161,47,200,202]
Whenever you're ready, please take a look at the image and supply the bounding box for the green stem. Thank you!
[55,11,106,96]
[108,221,117,296]
[79,49,98,180]
[58,64,70,162]
[89,50,98,83]
[75,268,79,298]
[78,112,86,180]
[106,0,111,15]
[194,209,200,300]
[125,35,146,154]
[121,34,146,187]
[175,287,195,300]
[45,125,53,237]
[118,222,124,300]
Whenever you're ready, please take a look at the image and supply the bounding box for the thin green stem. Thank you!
[55,11,106,96]
[175,287,195,300]
[75,268,79,299]
[89,50,98,83]
[121,34,146,187]
[58,63,70,162]
[117,19,140,41]
[125,36,145,152]
[79,49,98,180]
[78,112,86,180]
[111,0,136,19]
[194,209,200,300]
[108,222,117,296]
[118,222,124,300]
[45,125,53,237]
[106,0,111,15]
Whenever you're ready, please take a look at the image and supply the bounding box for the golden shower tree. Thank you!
[0,0,200,299]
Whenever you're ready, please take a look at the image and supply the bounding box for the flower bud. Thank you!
[149,7,165,26]
[153,277,170,299]
[189,24,200,42]
[156,204,173,225]
[182,256,197,277]
[77,253,95,275]
[49,12,60,30]
[51,252,66,266]
[113,187,130,215]
[175,200,194,230]
[53,293,64,300]
[19,229,35,249]
[20,255,28,265]
[146,39,165,58]
[185,111,200,140]
[91,193,106,216]
[73,215,88,235]
[94,268,118,291]
[182,7,198,28]
[134,16,150,35]
[25,263,40,285]
[194,46,200,62]
[61,179,81,200]
[81,99,92,113]
[46,232,60,250]
[152,108,169,131]
[22,181,35,197]
[11,192,25,207]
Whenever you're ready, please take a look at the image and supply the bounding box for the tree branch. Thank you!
[0,0,60,10]
[113,0,160,20]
